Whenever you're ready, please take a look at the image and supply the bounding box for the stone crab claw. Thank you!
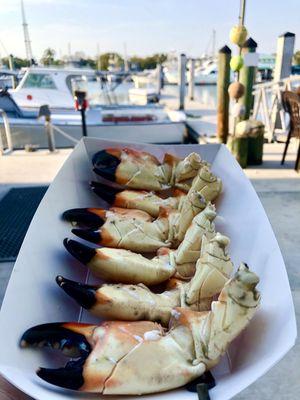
[61,232,232,324]
[20,320,163,393]
[69,207,173,252]
[92,148,205,191]
[56,276,184,325]
[90,180,185,218]
[63,239,175,285]
[63,206,152,230]
[20,264,260,395]
[63,204,219,285]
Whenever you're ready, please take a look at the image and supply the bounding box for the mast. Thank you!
[97,42,101,70]
[212,29,216,57]
[21,0,33,63]
[123,42,129,72]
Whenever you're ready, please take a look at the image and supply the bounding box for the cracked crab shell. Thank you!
[0,138,296,400]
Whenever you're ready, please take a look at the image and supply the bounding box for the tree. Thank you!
[77,58,96,69]
[97,53,124,71]
[2,56,29,69]
[41,48,56,66]
[129,53,168,70]
[294,51,300,66]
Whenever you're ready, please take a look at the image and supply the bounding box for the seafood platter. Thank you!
[0,138,296,400]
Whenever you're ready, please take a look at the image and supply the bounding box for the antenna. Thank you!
[21,0,33,63]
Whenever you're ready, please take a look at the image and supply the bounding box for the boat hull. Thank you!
[1,120,186,148]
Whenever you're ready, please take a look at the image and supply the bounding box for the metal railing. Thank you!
[0,109,13,154]
[252,75,300,142]
[38,104,79,152]
[0,105,80,155]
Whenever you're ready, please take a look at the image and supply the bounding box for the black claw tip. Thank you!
[20,323,91,358]
[63,238,96,264]
[56,276,97,310]
[37,359,84,391]
[90,181,119,203]
[92,150,120,182]
[62,208,105,229]
[71,228,101,246]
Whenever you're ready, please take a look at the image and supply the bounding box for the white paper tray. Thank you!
[0,138,297,400]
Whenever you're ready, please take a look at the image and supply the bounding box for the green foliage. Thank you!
[1,50,169,71]
[40,48,57,66]
[96,53,124,70]
[129,53,168,70]
[2,56,29,69]
[294,51,300,66]
[77,58,96,69]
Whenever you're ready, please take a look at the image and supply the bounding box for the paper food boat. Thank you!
[0,138,296,400]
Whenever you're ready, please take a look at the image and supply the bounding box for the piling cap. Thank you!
[279,32,295,38]
[242,37,257,49]
[219,45,232,54]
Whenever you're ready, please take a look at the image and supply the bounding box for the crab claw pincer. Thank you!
[92,148,171,191]
[20,322,92,390]
[20,320,163,393]
[90,181,120,204]
[62,208,106,229]
[92,149,121,182]
[56,276,97,310]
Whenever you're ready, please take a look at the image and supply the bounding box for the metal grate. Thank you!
[0,186,48,262]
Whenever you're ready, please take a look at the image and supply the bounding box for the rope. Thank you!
[52,124,79,144]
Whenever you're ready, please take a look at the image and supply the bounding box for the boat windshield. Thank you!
[22,73,57,89]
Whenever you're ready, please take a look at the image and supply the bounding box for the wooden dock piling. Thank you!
[270,32,295,141]
[178,53,186,110]
[217,46,231,143]
[239,37,257,120]
[188,58,195,101]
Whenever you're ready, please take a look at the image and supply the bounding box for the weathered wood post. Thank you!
[156,64,163,95]
[188,58,195,101]
[178,53,186,110]
[39,105,56,152]
[274,32,295,81]
[270,32,295,141]
[217,46,231,143]
[238,37,258,120]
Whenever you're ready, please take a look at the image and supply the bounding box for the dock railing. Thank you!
[252,75,300,142]
[0,109,13,155]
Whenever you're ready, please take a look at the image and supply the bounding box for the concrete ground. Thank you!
[0,141,299,399]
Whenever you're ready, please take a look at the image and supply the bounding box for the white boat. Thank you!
[0,86,186,148]
[164,58,218,85]
[9,66,95,109]
[129,73,160,104]
[190,61,218,85]
[163,67,178,85]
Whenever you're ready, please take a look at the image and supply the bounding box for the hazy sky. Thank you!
[0,0,299,59]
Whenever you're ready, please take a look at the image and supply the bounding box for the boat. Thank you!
[129,72,160,104]
[164,57,218,85]
[9,66,96,109]
[189,60,218,85]
[0,83,186,149]
[0,70,20,89]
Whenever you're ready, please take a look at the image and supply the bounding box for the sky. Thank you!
[0,0,299,60]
